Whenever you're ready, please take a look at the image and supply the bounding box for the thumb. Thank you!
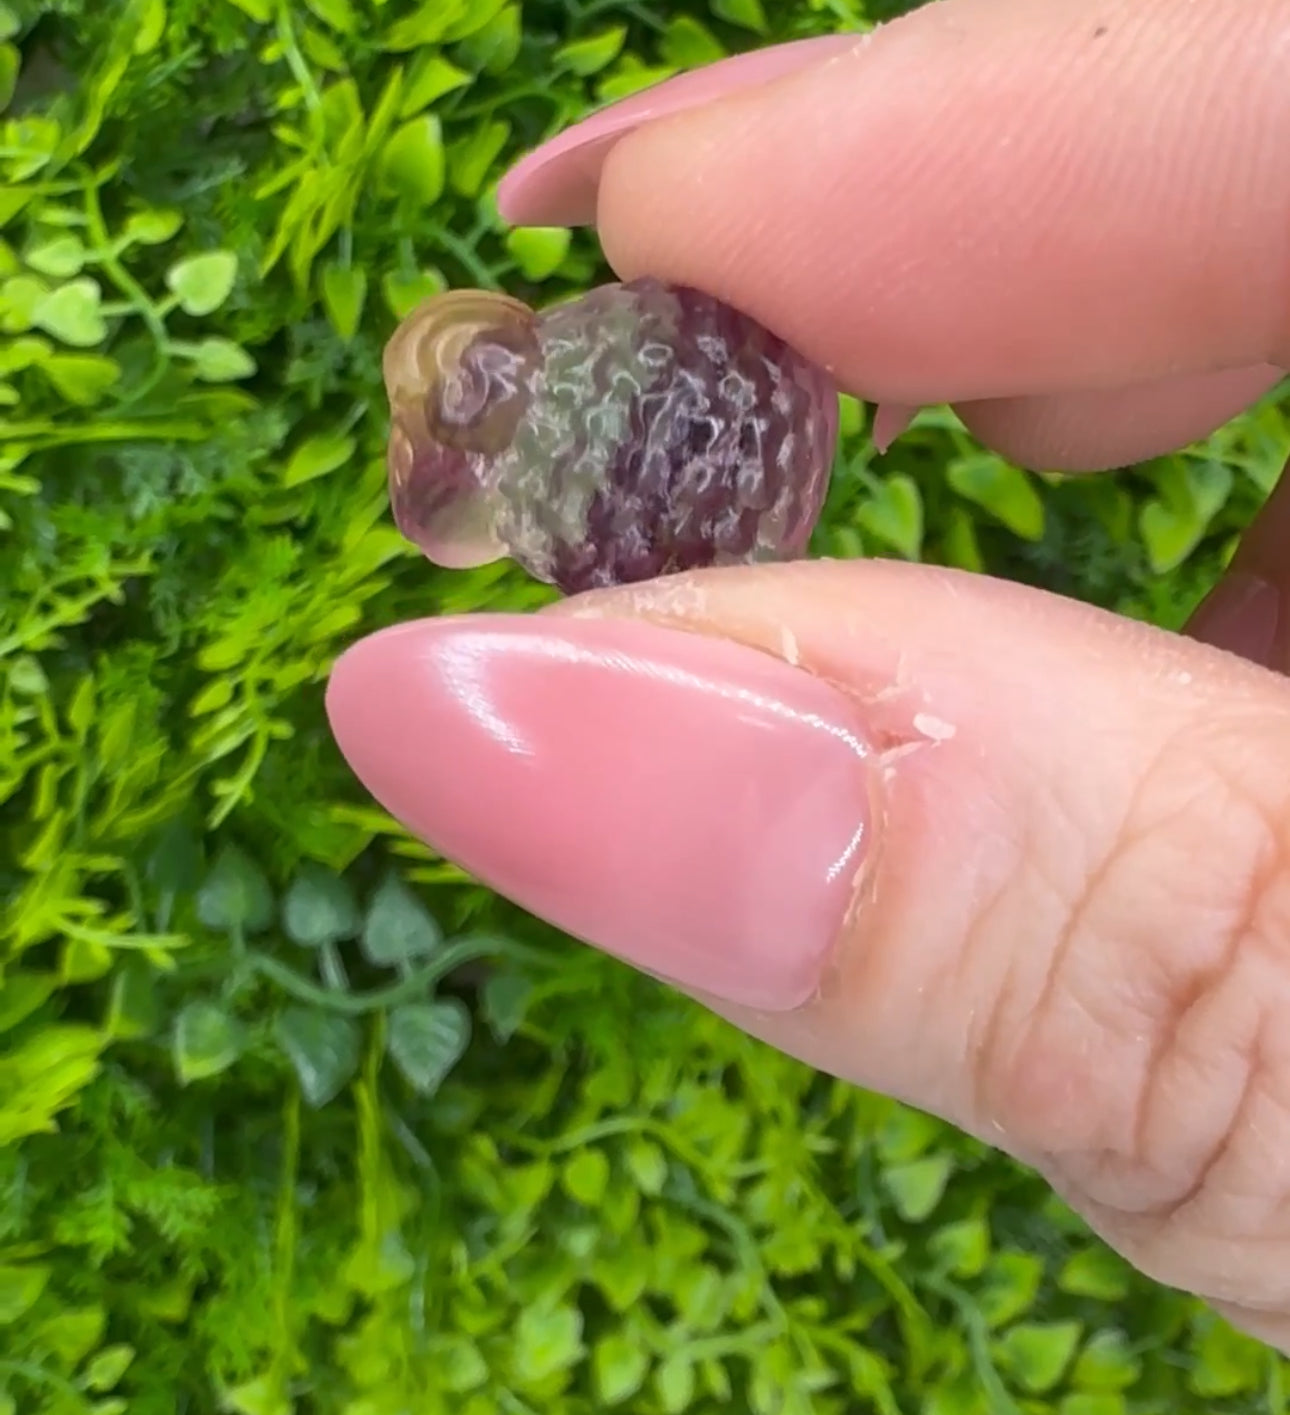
[326,560,1290,1347]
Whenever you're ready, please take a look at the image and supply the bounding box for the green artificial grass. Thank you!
[1,0,1288,1411]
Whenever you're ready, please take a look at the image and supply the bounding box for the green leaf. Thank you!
[36,1304,104,1365]
[381,0,465,50]
[661,16,726,69]
[319,261,366,339]
[197,845,275,933]
[594,1332,648,1404]
[883,1153,953,1222]
[1060,1397,1128,1415]
[597,61,678,105]
[274,1007,360,1108]
[186,336,257,382]
[441,0,508,42]
[1136,462,1232,573]
[382,267,447,318]
[343,1229,416,1296]
[480,968,532,1042]
[106,959,161,1040]
[401,54,472,114]
[166,250,239,316]
[562,1148,610,1206]
[943,503,985,571]
[1071,1331,1142,1392]
[146,817,205,897]
[386,999,470,1095]
[283,430,357,487]
[83,1345,136,1392]
[223,1373,291,1415]
[655,1354,696,1414]
[304,0,355,33]
[124,208,183,245]
[1138,501,1202,573]
[379,115,446,204]
[0,971,55,1031]
[61,936,112,983]
[505,226,571,282]
[0,1264,50,1323]
[947,454,1046,541]
[26,234,86,278]
[31,278,106,346]
[554,26,627,76]
[223,0,271,19]
[362,874,442,966]
[514,1304,584,1384]
[282,864,361,947]
[448,117,510,197]
[0,42,17,112]
[1057,1245,1132,1301]
[838,393,865,438]
[994,1320,1083,1394]
[0,273,48,332]
[624,1137,668,1196]
[455,4,521,75]
[173,1001,246,1084]
[927,1215,990,1277]
[1188,1314,1264,1397]
[441,1336,489,1392]
[711,0,769,33]
[857,473,923,559]
[41,351,120,404]
[979,1251,1045,1329]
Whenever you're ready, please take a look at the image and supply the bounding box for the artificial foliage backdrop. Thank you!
[1,0,1288,1412]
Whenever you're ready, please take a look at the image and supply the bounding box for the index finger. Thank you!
[504,0,1290,405]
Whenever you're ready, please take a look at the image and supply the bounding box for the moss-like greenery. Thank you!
[1,1,1287,1412]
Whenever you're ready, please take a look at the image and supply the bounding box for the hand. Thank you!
[327,0,1290,1349]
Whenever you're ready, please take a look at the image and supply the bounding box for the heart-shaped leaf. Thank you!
[31,279,106,347]
[993,1320,1083,1394]
[381,267,446,319]
[884,1154,954,1222]
[947,453,1045,541]
[554,26,627,76]
[319,262,367,340]
[274,1007,360,1107]
[186,336,257,382]
[41,353,120,406]
[386,999,470,1095]
[166,250,239,316]
[1139,500,1203,574]
[173,1001,245,1085]
[856,473,924,560]
[505,226,571,282]
[378,116,445,204]
[197,845,274,934]
[362,875,442,967]
[26,235,86,279]
[282,865,361,947]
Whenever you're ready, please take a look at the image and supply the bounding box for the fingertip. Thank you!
[494,33,863,228]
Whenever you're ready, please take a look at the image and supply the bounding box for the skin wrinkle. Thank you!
[992,719,1290,1306]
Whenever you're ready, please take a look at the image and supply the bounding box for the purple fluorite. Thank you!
[383,278,838,595]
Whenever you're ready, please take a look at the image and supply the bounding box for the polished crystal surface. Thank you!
[383,278,838,594]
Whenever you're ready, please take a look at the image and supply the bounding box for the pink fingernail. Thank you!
[1187,573,1281,667]
[497,33,862,227]
[872,402,920,452]
[326,615,875,1011]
